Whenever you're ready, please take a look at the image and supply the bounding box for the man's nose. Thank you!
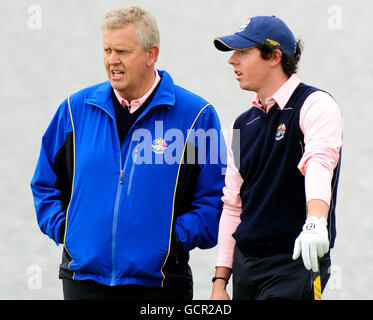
[108,51,120,65]
[228,52,238,65]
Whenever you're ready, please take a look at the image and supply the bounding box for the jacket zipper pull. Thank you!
[119,170,124,184]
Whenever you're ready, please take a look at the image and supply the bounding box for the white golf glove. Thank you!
[292,216,329,273]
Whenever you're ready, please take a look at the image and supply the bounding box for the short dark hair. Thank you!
[255,39,303,77]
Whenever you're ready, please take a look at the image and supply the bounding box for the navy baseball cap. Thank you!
[214,15,296,56]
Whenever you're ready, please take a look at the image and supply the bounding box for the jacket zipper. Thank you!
[127,141,140,196]
[110,140,133,286]
[111,167,123,286]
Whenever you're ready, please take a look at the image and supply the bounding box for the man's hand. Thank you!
[210,266,231,300]
[210,280,230,300]
[292,216,329,272]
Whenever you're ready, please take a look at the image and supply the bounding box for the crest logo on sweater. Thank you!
[151,138,168,154]
[275,123,286,141]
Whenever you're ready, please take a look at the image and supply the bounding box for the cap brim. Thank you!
[214,33,257,51]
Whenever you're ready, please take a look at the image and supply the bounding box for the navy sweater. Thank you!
[232,83,341,257]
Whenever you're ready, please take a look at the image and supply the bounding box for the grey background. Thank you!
[0,0,371,299]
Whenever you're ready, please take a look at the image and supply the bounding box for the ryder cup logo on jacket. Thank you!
[151,138,168,154]
[275,123,286,141]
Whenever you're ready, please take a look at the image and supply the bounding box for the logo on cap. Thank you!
[237,18,250,32]
[266,38,280,46]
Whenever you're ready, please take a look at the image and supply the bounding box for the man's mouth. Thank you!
[235,70,243,80]
[111,70,125,80]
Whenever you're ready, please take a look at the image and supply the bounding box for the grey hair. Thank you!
[101,6,160,50]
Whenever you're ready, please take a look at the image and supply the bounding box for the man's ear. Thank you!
[270,48,283,67]
[147,45,160,66]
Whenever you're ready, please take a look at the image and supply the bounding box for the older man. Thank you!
[31,6,226,300]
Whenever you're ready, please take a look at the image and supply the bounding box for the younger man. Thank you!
[211,15,343,300]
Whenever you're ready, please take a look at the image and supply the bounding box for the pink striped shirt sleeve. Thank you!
[215,76,344,268]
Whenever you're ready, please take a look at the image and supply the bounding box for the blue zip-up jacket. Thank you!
[31,70,226,287]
